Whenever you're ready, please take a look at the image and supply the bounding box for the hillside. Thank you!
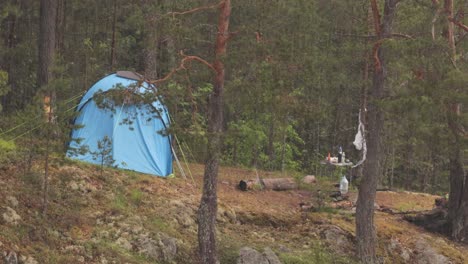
[1,162,467,264]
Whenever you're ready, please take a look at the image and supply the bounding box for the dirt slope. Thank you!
[0,162,467,263]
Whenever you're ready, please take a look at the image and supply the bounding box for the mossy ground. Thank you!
[0,160,467,263]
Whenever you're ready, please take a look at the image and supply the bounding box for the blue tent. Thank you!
[67,71,173,177]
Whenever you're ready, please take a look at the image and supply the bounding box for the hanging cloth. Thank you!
[352,109,367,168]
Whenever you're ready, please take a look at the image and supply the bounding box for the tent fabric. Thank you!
[67,73,173,177]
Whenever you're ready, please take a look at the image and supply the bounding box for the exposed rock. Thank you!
[159,235,178,262]
[3,251,18,264]
[137,235,161,260]
[6,196,19,207]
[2,207,21,226]
[237,247,282,264]
[319,225,354,256]
[263,247,281,264]
[386,238,412,262]
[116,237,133,251]
[135,232,177,262]
[413,238,452,264]
[237,247,268,264]
[302,175,317,184]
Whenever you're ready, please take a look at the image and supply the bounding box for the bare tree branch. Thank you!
[168,2,222,17]
[449,17,468,32]
[339,33,413,39]
[391,33,413,39]
[149,51,215,85]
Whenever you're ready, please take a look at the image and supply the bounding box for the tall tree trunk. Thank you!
[447,104,467,240]
[197,1,230,263]
[356,0,398,262]
[2,10,17,111]
[38,0,57,218]
[38,0,57,89]
[142,0,159,79]
[444,0,468,242]
[55,0,65,54]
[110,0,117,71]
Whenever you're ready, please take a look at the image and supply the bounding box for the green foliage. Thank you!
[0,0,466,194]
[129,188,144,206]
[0,138,18,168]
[91,136,116,176]
[111,191,128,213]
[0,70,10,112]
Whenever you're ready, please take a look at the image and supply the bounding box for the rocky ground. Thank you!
[0,161,467,263]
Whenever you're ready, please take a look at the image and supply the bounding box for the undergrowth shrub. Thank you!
[0,138,20,169]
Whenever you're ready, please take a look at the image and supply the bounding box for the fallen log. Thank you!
[239,178,297,191]
[403,207,450,234]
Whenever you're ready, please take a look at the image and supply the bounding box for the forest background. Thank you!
[0,0,467,201]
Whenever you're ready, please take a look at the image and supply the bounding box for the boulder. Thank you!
[414,238,452,264]
[263,247,281,264]
[237,247,282,264]
[386,238,411,262]
[159,235,178,262]
[237,247,268,264]
[302,175,317,184]
[137,235,161,260]
[135,232,177,262]
[319,225,354,256]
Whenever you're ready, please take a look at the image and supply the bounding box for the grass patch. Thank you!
[111,191,129,213]
[130,188,144,206]
[149,216,171,232]
[395,201,419,212]
[84,239,151,264]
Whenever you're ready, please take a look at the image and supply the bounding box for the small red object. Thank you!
[327,152,331,161]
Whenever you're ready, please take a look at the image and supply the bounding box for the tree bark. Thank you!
[356,1,398,262]
[197,1,230,263]
[110,0,117,71]
[38,0,57,218]
[55,0,65,54]
[142,1,159,79]
[2,9,17,111]
[447,105,467,241]
[444,0,468,243]
[38,0,57,89]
